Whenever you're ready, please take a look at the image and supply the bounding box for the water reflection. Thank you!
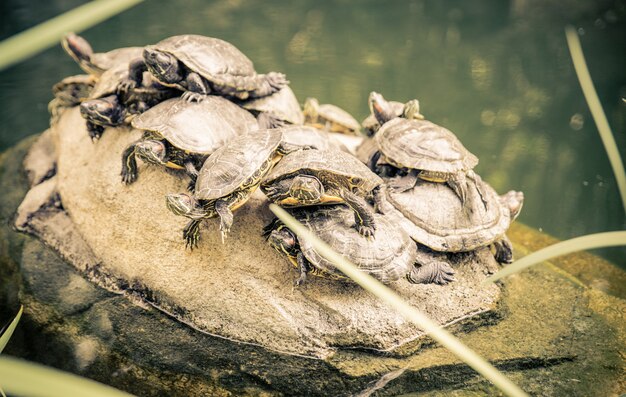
[0,0,624,264]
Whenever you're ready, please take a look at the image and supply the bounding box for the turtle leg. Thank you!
[408,250,456,285]
[215,195,240,243]
[183,219,202,250]
[182,72,209,103]
[247,72,289,98]
[340,189,376,238]
[117,57,147,96]
[492,235,514,264]
[370,151,398,178]
[467,170,489,210]
[183,159,199,192]
[388,169,419,192]
[86,121,105,141]
[120,141,139,184]
[295,252,312,287]
[371,185,389,215]
[257,112,286,129]
[446,172,468,205]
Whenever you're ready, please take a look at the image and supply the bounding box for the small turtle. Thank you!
[119,34,288,103]
[382,175,524,264]
[79,61,178,140]
[165,129,299,248]
[281,125,342,151]
[62,33,143,77]
[263,206,455,286]
[238,86,304,128]
[48,74,96,123]
[303,98,361,135]
[362,91,424,136]
[122,96,258,186]
[261,148,386,237]
[370,117,481,205]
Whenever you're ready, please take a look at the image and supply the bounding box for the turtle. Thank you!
[165,129,301,248]
[263,206,455,286]
[362,91,424,137]
[48,74,96,123]
[122,96,259,186]
[381,174,524,264]
[118,34,288,103]
[370,117,482,206]
[79,60,178,140]
[303,98,361,135]
[237,86,304,128]
[281,125,343,152]
[260,148,386,238]
[62,33,143,77]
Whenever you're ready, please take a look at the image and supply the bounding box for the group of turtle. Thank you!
[50,33,524,288]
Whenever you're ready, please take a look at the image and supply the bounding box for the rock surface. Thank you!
[17,107,502,358]
[1,134,625,396]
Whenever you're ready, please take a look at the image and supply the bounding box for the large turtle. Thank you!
[260,148,386,238]
[238,86,304,128]
[48,74,96,123]
[165,129,299,248]
[118,35,288,103]
[370,117,482,206]
[382,175,524,264]
[79,60,178,140]
[362,91,424,137]
[263,206,455,286]
[62,33,143,77]
[122,96,258,186]
[303,98,361,135]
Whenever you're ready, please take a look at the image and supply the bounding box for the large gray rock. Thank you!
[2,131,625,396]
[15,107,502,359]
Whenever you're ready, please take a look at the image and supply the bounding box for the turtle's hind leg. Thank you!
[183,219,202,250]
[340,189,376,238]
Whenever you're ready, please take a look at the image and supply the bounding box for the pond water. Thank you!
[0,0,624,266]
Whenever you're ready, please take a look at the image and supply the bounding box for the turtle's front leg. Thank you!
[407,261,456,285]
[340,189,376,238]
[183,159,199,192]
[446,172,468,205]
[215,195,238,243]
[295,252,311,287]
[183,219,202,249]
[492,235,513,264]
[182,72,209,103]
[86,121,104,141]
[117,57,147,96]
[121,142,139,184]
[257,112,286,129]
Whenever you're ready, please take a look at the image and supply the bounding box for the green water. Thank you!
[0,0,624,265]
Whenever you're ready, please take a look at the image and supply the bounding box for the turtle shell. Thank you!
[153,35,258,90]
[89,47,143,74]
[281,125,337,151]
[52,74,96,106]
[317,103,361,132]
[263,148,383,193]
[376,118,478,173]
[195,129,283,201]
[294,206,416,283]
[385,176,511,252]
[132,96,258,154]
[240,86,304,125]
[88,61,131,99]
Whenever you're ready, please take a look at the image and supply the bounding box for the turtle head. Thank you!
[288,175,324,205]
[62,33,97,71]
[264,220,299,257]
[403,99,424,120]
[135,140,167,165]
[80,97,123,126]
[143,47,183,84]
[368,91,394,125]
[303,98,319,120]
[501,190,524,221]
[166,193,203,219]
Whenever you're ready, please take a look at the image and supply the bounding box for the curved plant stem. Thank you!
[270,204,528,397]
[484,231,626,284]
[0,0,144,72]
[565,25,626,213]
[0,305,22,353]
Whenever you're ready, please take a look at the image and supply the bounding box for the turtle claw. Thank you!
[117,79,136,96]
[182,91,205,103]
[121,170,137,185]
[356,224,375,239]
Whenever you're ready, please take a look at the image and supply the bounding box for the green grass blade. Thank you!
[0,0,144,72]
[0,356,135,397]
[269,204,528,397]
[484,231,626,284]
[0,305,23,353]
[565,25,626,213]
